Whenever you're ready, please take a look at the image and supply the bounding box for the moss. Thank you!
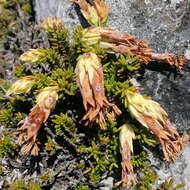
[10,179,41,190]
[0,165,4,175]
[0,133,16,157]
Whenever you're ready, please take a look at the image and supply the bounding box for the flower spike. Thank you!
[115,123,137,187]
[14,86,59,155]
[126,89,189,161]
[75,52,121,129]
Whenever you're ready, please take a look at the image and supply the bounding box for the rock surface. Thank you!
[33,0,190,189]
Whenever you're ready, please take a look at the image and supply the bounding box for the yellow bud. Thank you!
[81,27,101,46]
[19,49,46,63]
[93,0,109,24]
[82,6,100,26]
[40,17,63,33]
[36,86,59,109]
[76,52,101,86]
[6,76,35,96]
[119,123,135,153]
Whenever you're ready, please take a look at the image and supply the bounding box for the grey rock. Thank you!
[34,0,190,189]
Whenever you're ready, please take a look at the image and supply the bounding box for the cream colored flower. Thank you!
[116,122,137,187]
[126,89,189,161]
[6,76,36,96]
[19,48,46,63]
[36,86,59,109]
[69,0,108,26]
[75,52,121,129]
[119,123,135,153]
[81,27,101,46]
[92,0,109,24]
[40,17,63,33]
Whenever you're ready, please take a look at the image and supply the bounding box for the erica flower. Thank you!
[6,76,36,96]
[126,89,189,161]
[75,52,121,129]
[69,0,108,26]
[81,26,187,71]
[115,123,137,187]
[40,17,63,33]
[19,48,46,63]
[15,86,59,155]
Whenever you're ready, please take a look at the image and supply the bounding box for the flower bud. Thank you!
[81,27,101,46]
[119,123,135,153]
[116,122,137,187]
[40,17,63,33]
[36,86,59,109]
[19,48,46,63]
[69,0,108,26]
[6,76,36,96]
[92,0,109,24]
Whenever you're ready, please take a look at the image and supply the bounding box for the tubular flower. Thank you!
[81,26,187,71]
[115,123,137,187]
[19,48,46,63]
[14,86,59,155]
[40,17,63,33]
[69,0,108,26]
[75,52,121,129]
[126,89,189,161]
[6,76,36,96]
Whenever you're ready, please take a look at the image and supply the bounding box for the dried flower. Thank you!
[115,123,137,187]
[19,48,46,63]
[75,52,121,129]
[81,26,187,71]
[40,17,63,33]
[126,89,189,161]
[14,86,59,155]
[69,0,108,26]
[6,76,36,96]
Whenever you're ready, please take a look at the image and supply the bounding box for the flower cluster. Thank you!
[4,0,188,187]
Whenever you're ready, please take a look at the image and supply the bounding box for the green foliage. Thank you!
[74,184,89,190]
[11,179,27,190]
[52,113,76,142]
[0,133,16,157]
[0,165,4,175]
[10,179,41,190]
[39,170,53,183]
[0,102,26,128]
[77,122,119,183]
[45,136,57,155]
[132,151,158,190]
[159,178,185,190]
[44,24,71,60]
[0,1,184,189]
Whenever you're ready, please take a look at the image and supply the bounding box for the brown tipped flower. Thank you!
[81,26,187,71]
[40,17,63,33]
[126,89,189,161]
[115,123,137,187]
[75,52,121,129]
[92,0,109,24]
[6,76,36,96]
[15,86,59,155]
[69,0,108,26]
